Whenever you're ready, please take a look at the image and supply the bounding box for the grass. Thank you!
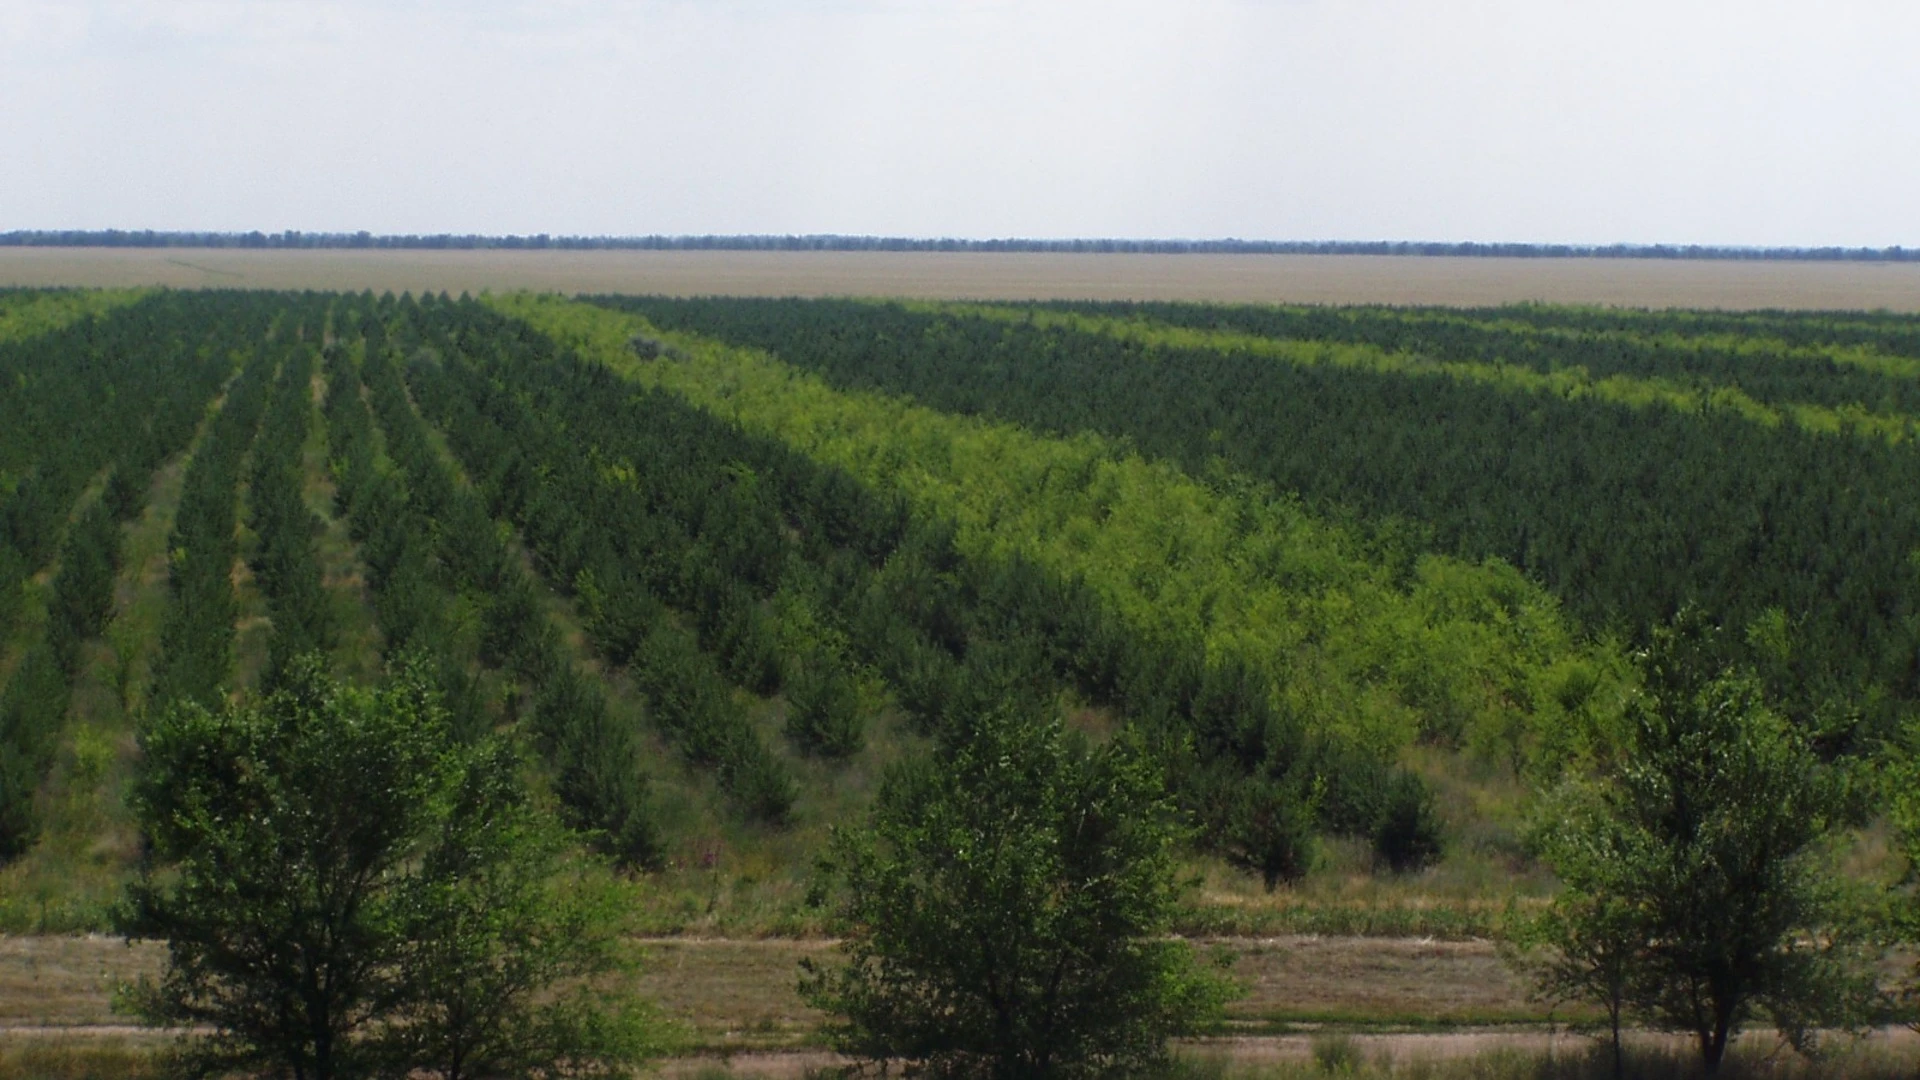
[0,1038,162,1080]
[0,455,189,933]
[304,362,384,685]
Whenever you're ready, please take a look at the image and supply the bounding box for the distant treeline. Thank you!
[2,230,1916,262]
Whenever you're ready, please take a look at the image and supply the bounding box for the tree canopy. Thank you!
[802,703,1234,1079]
[120,656,658,1080]
[1525,622,1878,1074]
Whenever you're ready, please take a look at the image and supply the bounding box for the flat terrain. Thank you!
[3,248,1919,309]
[0,934,1538,1046]
[8,933,1912,1076]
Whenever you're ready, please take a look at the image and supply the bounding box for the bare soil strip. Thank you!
[0,934,1535,1040]
[5,934,1913,1071]
[2,249,1918,310]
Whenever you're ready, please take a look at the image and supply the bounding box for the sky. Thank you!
[3,0,1917,247]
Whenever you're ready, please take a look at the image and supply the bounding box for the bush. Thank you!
[1371,771,1444,873]
[1222,772,1319,889]
[785,653,865,758]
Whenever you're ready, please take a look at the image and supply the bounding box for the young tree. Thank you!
[1888,718,1920,1032]
[800,704,1234,1080]
[120,656,656,1080]
[1513,783,1649,1080]
[1525,623,1876,1075]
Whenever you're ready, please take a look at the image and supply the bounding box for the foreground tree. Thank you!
[1517,782,1663,1080]
[1524,623,1876,1075]
[1889,718,1920,1032]
[801,704,1233,1080]
[120,656,657,1080]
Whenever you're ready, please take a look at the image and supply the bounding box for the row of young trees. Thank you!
[149,346,276,711]
[0,295,252,860]
[1436,302,1920,362]
[397,313,801,823]
[1053,300,1920,413]
[610,296,1920,735]
[437,293,1448,875]
[0,293,252,644]
[321,305,663,867]
[248,343,339,688]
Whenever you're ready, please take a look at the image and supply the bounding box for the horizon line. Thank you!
[3,230,1916,263]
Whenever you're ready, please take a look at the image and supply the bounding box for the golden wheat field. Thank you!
[1,247,1918,309]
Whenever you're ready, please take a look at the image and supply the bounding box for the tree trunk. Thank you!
[1701,1020,1730,1076]
[1608,1002,1624,1080]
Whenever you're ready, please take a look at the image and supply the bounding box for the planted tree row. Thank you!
[1045,300,1920,413]
[150,347,277,712]
[1420,302,1920,362]
[612,296,1920,732]
[466,294,1448,875]
[0,297,255,859]
[392,326,795,824]
[324,305,662,864]
[1,293,261,643]
[248,344,337,688]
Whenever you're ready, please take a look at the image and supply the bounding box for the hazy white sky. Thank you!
[4,0,1917,246]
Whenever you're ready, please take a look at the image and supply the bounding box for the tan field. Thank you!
[2,247,1919,310]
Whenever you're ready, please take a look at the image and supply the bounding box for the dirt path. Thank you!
[0,933,1539,1041]
[654,1029,1920,1078]
[3,935,1915,1072]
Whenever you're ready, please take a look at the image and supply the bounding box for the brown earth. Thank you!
[2,249,1918,311]
[0,934,1536,1044]
[6,934,1913,1074]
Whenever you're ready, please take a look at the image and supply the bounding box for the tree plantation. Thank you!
[0,286,1917,1077]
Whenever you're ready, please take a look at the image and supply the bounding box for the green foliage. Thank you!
[0,287,144,345]
[0,291,253,627]
[784,650,865,758]
[0,648,68,858]
[374,752,668,1079]
[1885,717,1920,1030]
[330,321,664,867]
[1370,771,1445,874]
[610,295,1920,729]
[0,293,245,863]
[248,344,336,689]
[538,297,1619,750]
[46,499,120,676]
[499,293,1587,890]
[1219,772,1319,889]
[801,705,1235,1079]
[152,345,278,711]
[119,656,657,1080]
[1523,621,1879,1074]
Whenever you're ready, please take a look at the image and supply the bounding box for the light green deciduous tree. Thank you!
[1524,622,1877,1076]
